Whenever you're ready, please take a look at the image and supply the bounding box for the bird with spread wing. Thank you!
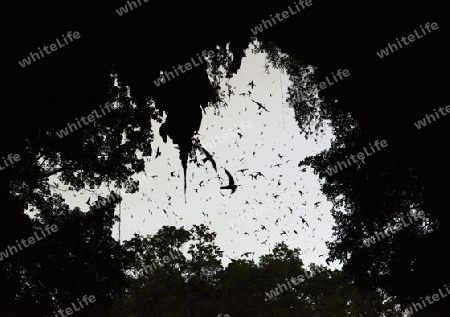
[220,168,239,194]
[200,147,217,171]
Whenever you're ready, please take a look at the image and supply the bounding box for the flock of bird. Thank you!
[117,76,331,265]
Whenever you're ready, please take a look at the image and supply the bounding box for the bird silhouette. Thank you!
[241,251,255,257]
[238,168,248,174]
[155,146,161,159]
[220,169,238,194]
[251,99,270,112]
[248,80,255,89]
[300,216,309,227]
[201,147,217,171]
[254,171,266,179]
[226,255,237,263]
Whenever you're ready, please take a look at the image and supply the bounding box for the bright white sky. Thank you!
[50,42,341,270]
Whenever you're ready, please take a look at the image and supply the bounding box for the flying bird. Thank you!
[241,251,255,257]
[226,255,237,263]
[237,168,248,174]
[248,80,255,89]
[254,171,266,179]
[251,99,270,112]
[201,147,217,171]
[300,216,309,227]
[155,146,161,158]
[220,169,239,194]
